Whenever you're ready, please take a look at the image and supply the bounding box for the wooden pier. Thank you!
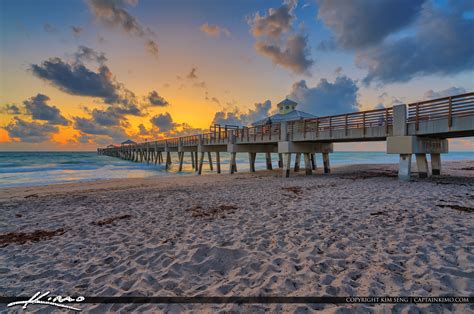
[98,92,474,180]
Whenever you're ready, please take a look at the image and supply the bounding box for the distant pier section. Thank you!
[98,92,474,180]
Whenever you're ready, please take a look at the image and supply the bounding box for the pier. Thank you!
[98,92,474,180]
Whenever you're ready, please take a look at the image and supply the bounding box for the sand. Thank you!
[0,161,473,313]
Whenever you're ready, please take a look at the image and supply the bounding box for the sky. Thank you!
[0,0,473,151]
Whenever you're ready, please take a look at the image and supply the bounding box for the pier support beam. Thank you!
[322,152,331,174]
[208,152,213,171]
[387,136,448,181]
[249,152,256,172]
[431,153,441,175]
[191,152,195,169]
[198,152,205,175]
[178,152,184,171]
[416,154,428,178]
[266,152,273,170]
[311,153,316,170]
[229,152,237,174]
[304,153,312,175]
[398,154,412,181]
[278,153,283,168]
[282,153,291,177]
[165,152,171,169]
[216,152,221,174]
[294,153,301,172]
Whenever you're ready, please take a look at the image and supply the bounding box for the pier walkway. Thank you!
[98,92,474,180]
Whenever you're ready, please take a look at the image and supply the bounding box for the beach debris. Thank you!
[458,167,474,171]
[0,228,66,247]
[188,205,237,218]
[341,171,397,180]
[370,211,386,216]
[282,186,303,195]
[24,194,38,198]
[436,204,473,213]
[15,214,22,218]
[92,214,132,226]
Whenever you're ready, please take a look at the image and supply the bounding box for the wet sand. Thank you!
[1,161,473,313]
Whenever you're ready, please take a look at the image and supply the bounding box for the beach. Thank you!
[1,161,473,312]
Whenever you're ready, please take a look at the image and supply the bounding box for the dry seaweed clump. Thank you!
[92,214,132,226]
[0,228,66,247]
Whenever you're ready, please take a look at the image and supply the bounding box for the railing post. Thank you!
[362,112,366,135]
[415,102,419,131]
[344,114,348,136]
[269,124,272,140]
[329,117,332,137]
[316,119,319,138]
[448,97,452,128]
[303,120,306,139]
[280,122,288,141]
[385,108,389,134]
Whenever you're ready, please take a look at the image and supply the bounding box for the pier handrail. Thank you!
[407,92,474,130]
[288,107,393,138]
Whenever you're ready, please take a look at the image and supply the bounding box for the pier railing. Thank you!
[408,92,474,130]
[99,92,473,154]
[235,124,281,143]
[288,107,393,139]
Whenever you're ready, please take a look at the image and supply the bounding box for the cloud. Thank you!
[193,81,206,88]
[31,57,120,103]
[200,23,231,38]
[74,46,107,65]
[90,107,122,126]
[4,117,59,143]
[87,0,145,36]
[357,2,474,84]
[146,40,159,58]
[86,0,159,58]
[187,67,198,79]
[316,0,425,49]
[23,94,69,125]
[71,26,83,38]
[31,47,141,112]
[73,116,127,141]
[150,112,176,132]
[1,104,21,115]
[249,2,313,74]
[288,76,359,116]
[43,23,57,33]
[138,116,205,140]
[146,90,169,107]
[211,100,272,126]
[250,3,293,39]
[72,100,143,143]
[254,35,313,75]
[423,87,467,100]
[374,92,403,109]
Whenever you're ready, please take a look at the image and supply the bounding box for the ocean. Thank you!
[0,151,473,188]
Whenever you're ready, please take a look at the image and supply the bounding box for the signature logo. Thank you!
[7,291,85,311]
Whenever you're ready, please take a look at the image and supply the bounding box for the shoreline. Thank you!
[1,161,473,312]
[0,160,473,199]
